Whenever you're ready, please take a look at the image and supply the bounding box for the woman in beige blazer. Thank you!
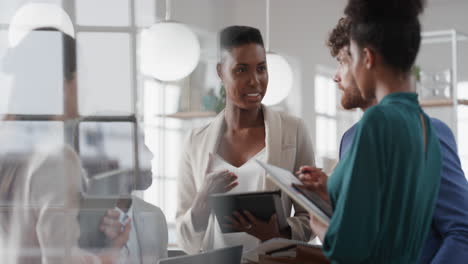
[176,26,315,254]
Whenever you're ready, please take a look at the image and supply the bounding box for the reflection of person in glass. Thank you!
[82,132,169,264]
[0,28,129,264]
[298,0,443,262]
[176,26,315,254]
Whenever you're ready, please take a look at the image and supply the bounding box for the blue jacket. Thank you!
[339,118,468,263]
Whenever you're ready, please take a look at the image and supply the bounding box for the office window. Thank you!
[314,72,361,172]
[1,30,64,115]
[69,0,142,195]
[134,0,156,27]
[314,74,338,171]
[0,121,64,153]
[142,80,195,247]
[77,32,133,115]
[79,122,135,173]
[0,0,144,237]
[315,75,336,116]
[458,82,468,177]
[0,0,219,251]
[0,30,13,114]
[76,0,130,26]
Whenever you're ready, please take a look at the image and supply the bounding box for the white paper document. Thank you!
[242,238,316,263]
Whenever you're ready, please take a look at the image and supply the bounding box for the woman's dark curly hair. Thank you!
[344,0,426,73]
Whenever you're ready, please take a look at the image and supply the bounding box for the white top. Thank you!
[208,148,266,252]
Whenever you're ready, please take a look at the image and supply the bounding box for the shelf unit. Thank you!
[420,99,468,107]
[419,29,468,140]
[158,111,217,120]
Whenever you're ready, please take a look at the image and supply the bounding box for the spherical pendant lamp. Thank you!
[264,52,293,105]
[140,22,200,82]
[8,3,74,47]
[140,0,200,82]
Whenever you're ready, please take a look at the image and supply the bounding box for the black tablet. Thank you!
[209,191,288,233]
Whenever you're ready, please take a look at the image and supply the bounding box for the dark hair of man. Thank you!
[344,0,426,73]
[327,17,352,58]
[219,25,264,61]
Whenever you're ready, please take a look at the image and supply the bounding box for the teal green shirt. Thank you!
[323,93,442,263]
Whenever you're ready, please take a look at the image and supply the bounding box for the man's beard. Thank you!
[341,85,372,110]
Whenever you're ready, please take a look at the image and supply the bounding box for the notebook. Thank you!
[243,238,317,262]
[256,160,332,224]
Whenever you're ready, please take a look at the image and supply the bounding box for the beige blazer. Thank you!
[175,105,315,254]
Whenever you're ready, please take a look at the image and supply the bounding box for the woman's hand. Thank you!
[296,166,330,203]
[191,170,238,231]
[224,211,289,242]
[200,170,239,196]
[309,214,329,243]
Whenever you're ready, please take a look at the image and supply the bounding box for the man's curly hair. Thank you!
[327,17,352,57]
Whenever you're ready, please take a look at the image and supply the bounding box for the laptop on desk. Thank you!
[157,245,243,264]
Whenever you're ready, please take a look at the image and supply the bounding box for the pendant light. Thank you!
[8,3,75,47]
[140,0,201,82]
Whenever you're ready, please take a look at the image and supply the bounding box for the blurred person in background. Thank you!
[82,141,169,264]
[0,28,130,264]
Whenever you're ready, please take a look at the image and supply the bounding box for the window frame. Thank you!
[0,0,142,191]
